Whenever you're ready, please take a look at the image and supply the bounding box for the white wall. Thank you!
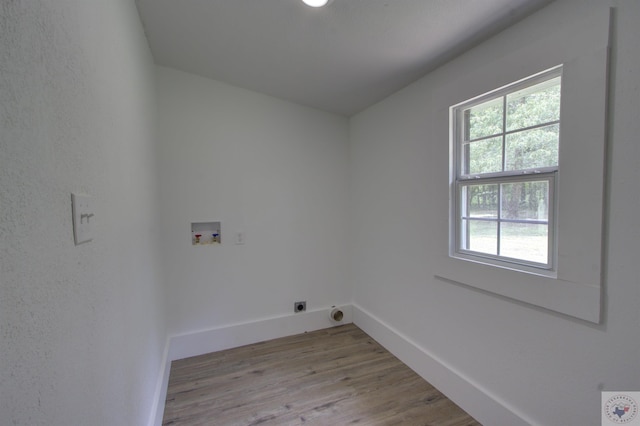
[3,1,637,424]
[0,1,165,425]
[349,0,640,425]
[156,67,350,336]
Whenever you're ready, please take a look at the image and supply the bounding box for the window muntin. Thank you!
[458,175,554,268]
[452,67,561,271]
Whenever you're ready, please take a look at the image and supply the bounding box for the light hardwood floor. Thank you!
[162,324,481,426]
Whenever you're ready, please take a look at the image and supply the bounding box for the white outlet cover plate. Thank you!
[72,193,94,245]
[235,231,245,245]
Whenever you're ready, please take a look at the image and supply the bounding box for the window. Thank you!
[437,9,608,323]
[451,66,562,274]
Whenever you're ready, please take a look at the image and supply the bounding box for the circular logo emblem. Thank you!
[604,394,639,424]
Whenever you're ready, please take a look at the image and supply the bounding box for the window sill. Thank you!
[452,251,557,279]
[434,254,601,323]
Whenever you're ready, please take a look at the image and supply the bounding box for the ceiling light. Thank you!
[301,0,332,7]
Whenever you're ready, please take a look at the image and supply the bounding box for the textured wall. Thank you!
[0,1,165,425]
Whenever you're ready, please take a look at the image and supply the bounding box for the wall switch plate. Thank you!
[72,193,94,245]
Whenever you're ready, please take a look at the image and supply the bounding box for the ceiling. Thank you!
[136,0,552,116]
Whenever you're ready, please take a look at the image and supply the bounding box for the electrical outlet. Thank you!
[294,301,306,313]
[235,231,245,245]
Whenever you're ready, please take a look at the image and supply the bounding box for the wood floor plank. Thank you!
[162,324,481,426]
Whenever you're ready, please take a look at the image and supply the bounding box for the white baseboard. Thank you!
[168,305,353,361]
[147,337,171,426]
[352,304,533,426]
[148,305,353,426]
[149,304,525,426]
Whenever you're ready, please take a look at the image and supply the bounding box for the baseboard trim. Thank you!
[147,337,171,426]
[148,305,353,426]
[168,305,353,361]
[352,304,533,426]
[149,304,526,426]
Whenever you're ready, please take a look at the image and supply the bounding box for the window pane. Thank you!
[464,184,498,218]
[462,219,497,255]
[506,76,561,131]
[465,137,503,175]
[500,222,548,264]
[453,68,561,273]
[505,124,559,171]
[501,181,549,220]
[465,97,503,140]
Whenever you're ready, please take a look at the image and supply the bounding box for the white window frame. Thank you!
[450,66,562,276]
[435,8,609,324]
